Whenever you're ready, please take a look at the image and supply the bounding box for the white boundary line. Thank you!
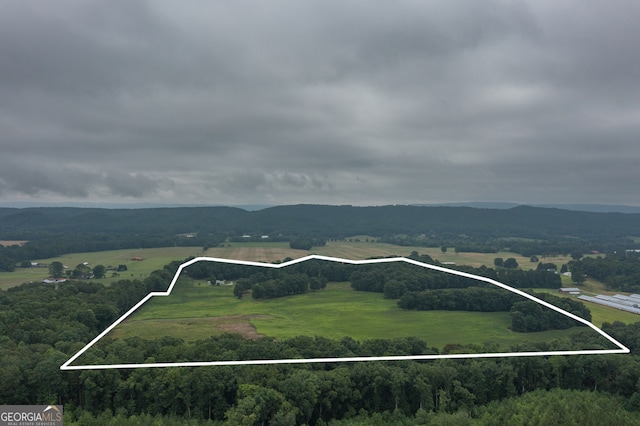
[60,255,630,370]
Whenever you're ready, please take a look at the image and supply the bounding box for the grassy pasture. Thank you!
[0,247,208,289]
[0,243,310,289]
[1,240,563,290]
[3,239,631,336]
[111,280,603,351]
[314,241,571,271]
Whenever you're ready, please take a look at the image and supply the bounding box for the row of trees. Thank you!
[186,258,357,284]
[250,275,328,300]
[379,234,638,258]
[569,252,640,292]
[59,388,640,425]
[397,288,520,312]
[350,262,562,300]
[509,295,592,332]
[396,288,591,333]
[47,261,111,280]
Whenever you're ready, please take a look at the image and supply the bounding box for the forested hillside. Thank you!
[1,205,639,272]
[1,204,639,239]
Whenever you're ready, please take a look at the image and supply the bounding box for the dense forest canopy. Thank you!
[1,204,640,240]
[1,204,639,272]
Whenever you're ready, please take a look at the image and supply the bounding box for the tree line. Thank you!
[509,294,592,332]
[396,288,591,333]
[349,260,562,295]
[2,205,640,272]
[569,252,640,293]
[241,274,328,300]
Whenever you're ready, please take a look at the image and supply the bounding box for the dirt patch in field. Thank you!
[112,314,272,341]
[218,322,263,339]
[214,315,270,340]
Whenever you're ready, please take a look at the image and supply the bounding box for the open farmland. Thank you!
[0,247,208,289]
[0,240,577,290]
[0,243,310,289]
[533,283,640,327]
[108,277,606,354]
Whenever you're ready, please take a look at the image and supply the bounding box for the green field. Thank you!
[0,247,209,289]
[312,240,557,270]
[3,240,635,343]
[111,279,604,351]
[0,240,570,290]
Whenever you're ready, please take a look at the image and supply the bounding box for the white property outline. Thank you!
[61,255,629,370]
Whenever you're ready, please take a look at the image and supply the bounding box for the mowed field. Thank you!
[110,280,601,352]
[0,247,208,289]
[0,240,541,290]
[0,243,310,289]
[4,239,638,332]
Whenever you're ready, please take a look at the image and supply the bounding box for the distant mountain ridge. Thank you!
[414,202,640,214]
[1,204,639,241]
[2,201,640,213]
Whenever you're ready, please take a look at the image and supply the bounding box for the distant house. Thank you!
[559,287,581,294]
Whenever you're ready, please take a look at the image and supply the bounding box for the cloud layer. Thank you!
[2,1,639,206]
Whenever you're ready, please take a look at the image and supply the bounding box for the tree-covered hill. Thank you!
[1,204,639,240]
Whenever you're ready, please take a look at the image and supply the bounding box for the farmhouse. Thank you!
[558,287,581,294]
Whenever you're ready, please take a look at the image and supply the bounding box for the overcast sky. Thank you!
[1,1,639,207]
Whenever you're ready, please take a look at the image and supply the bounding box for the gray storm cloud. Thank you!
[1,0,639,206]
